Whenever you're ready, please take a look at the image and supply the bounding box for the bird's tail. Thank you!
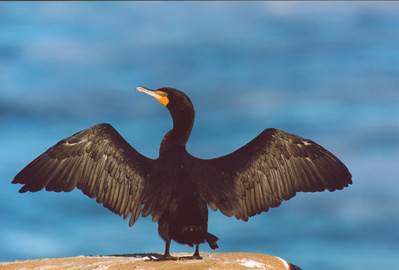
[205,232,219,249]
[180,226,219,249]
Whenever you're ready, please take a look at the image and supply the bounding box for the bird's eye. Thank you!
[163,93,168,97]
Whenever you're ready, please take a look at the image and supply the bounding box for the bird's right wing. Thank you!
[12,123,155,227]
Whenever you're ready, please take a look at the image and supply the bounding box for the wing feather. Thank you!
[198,128,352,221]
[12,123,155,226]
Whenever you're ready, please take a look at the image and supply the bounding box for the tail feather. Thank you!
[178,226,219,249]
[205,232,219,249]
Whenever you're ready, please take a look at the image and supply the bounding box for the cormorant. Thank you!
[12,86,352,260]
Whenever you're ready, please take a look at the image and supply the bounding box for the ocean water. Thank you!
[1,2,398,270]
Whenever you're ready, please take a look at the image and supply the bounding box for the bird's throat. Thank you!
[160,114,193,155]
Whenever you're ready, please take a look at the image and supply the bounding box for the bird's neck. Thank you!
[159,109,194,155]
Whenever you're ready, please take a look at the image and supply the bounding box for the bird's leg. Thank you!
[157,240,178,261]
[180,245,202,260]
[192,245,202,259]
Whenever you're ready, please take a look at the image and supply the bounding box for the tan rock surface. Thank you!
[0,252,302,270]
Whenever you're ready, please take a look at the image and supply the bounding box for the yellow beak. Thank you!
[136,86,169,106]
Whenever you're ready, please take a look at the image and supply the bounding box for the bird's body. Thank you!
[13,86,352,260]
[149,151,219,258]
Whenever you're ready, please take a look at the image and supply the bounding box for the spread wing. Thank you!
[197,128,352,221]
[12,123,155,226]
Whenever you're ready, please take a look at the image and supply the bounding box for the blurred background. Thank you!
[1,2,398,270]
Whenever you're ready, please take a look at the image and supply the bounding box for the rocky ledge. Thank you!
[0,252,302,270]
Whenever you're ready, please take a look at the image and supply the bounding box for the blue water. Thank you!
[1,2,399,269]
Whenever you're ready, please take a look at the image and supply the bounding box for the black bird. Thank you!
[13,86,352,260]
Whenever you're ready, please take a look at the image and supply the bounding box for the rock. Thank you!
[0,252,302,270]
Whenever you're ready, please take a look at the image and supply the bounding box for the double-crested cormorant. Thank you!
[13,86,352,260]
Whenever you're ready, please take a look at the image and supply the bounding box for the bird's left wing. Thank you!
[12,123,154,227]
[196,128,352,221]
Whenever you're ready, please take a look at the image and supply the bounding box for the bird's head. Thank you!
[136,86,194,116]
